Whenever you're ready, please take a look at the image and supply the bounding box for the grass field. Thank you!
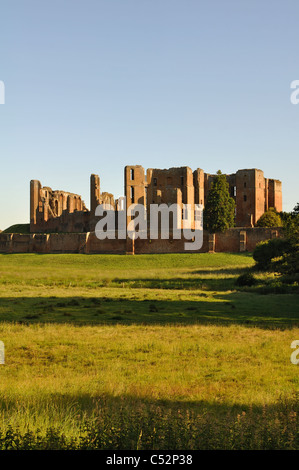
[0,252,298,449]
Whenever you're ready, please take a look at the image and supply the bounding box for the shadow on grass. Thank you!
[0,292,298,329]
[192,266,248,275]
[0,276,246,292]
[110,276,241,291]
[104,266,250,291]
[0,391,297,449]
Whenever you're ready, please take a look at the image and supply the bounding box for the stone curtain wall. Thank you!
[0,228,283,255]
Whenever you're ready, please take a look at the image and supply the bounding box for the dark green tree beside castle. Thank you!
[203,170,235,233]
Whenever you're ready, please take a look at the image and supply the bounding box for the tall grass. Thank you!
[0,253,298,449]
[0,398,298,450]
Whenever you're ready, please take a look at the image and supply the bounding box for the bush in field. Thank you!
[274,247,299,275]
[253,204,299,275]
[275,205,299,275]
[235,272,257,287]
[253,238,291,269]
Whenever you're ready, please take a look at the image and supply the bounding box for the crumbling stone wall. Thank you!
[30,179,89,233]
[0,227,283,254]
[30,174,115,234]
[125,165,282,229]
[29,165,282,235]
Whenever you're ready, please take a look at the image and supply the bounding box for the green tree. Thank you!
[203,170,235,233]
[282,204,299,245]
[292,202,299,216]
[253,204,299,275]
[255,208,282,228]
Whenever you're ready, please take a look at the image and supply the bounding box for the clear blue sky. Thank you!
[0,0,298,229]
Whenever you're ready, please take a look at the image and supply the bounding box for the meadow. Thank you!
[0,252,298,449]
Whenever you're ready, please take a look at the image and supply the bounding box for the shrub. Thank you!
[255,208,282,228]
[253,238,291,269]
[274,248,299,275]
[235,272,257,287]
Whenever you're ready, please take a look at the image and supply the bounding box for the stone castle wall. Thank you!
[30,166,282,234]
[0,227,283,255]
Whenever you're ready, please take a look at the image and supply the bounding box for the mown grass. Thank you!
[0,252,298,449]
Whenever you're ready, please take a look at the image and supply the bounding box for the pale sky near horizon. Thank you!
[0,0,298,229]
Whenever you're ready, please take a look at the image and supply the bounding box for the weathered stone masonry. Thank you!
[125,166,282,229]
[30,175,115,234]
[0,165,280,254]
[0,228,282,254]
[30,165,282,234]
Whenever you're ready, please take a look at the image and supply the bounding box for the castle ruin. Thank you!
[30,166,282,234]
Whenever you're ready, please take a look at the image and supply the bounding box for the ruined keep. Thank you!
[30,166,282,234]
[124,166,282,229]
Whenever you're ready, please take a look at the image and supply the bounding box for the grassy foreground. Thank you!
[0,252,298,449]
